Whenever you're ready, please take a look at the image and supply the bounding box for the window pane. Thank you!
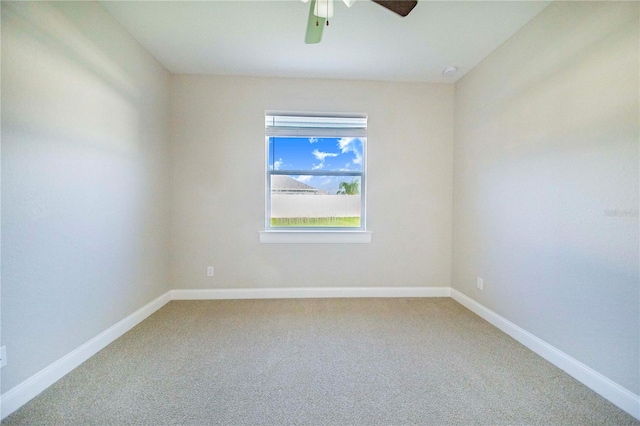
[268,137,364,172]
[270,175,361,228]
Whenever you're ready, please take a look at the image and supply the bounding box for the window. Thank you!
[264,112,367,235]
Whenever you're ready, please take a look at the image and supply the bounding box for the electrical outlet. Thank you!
[1,346,7,368]
[477,277,484,290]
[207,266,214,277]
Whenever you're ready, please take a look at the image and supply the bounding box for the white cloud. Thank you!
[274,158,284,170]
[352,151,362,165]
[311,149,338,171]
[338,138,362,165]
[338,137,355,152]
[309,137,318,144]
[295,175,312,183]
[320,177,333,186]
[312,149,338,161]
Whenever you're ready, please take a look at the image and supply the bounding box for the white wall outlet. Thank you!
[477,277,484,290]
[207,266,214,277]
[1,346,7,368]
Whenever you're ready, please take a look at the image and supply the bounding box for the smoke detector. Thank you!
[443,66,457,77]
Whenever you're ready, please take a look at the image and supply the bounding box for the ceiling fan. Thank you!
[302,0,418,44]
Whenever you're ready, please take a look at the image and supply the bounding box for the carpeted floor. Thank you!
[3,298,638,425]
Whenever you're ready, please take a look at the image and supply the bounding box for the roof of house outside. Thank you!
[271,175,325,194]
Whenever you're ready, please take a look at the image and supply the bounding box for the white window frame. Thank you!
[260,111,371,244]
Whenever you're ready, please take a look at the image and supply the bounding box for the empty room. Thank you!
[1,0,638,424]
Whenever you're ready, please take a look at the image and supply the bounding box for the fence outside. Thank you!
[271,194,360,218]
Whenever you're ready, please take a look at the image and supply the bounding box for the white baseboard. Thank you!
[0,286,448,419]
[450,289,640,420]
[3,287,638,422]
[171,286,451,300]
[0,291,172,420]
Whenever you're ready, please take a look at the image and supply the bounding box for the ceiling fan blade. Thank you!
[371,0,417,17]
[305,0,326,44]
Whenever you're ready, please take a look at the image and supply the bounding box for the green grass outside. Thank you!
[271,217,361,227]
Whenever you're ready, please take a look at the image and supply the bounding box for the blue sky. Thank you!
[269,136,363,193]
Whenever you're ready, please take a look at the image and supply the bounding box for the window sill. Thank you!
[259,230,372,244]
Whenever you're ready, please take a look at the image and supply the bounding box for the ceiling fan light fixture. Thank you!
[314,0,334,19]
[302,0,417,44]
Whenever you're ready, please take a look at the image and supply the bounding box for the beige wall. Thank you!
[1,2,171,392]
[170,75,454,290]
[5,0,636,411]
[452,2,639,393]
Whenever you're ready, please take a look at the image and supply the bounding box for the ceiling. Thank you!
[99,0,550,83]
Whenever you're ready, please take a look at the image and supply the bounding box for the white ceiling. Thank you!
[99,0,550,83]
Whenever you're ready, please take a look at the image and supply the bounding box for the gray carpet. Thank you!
[3,298,638,425]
